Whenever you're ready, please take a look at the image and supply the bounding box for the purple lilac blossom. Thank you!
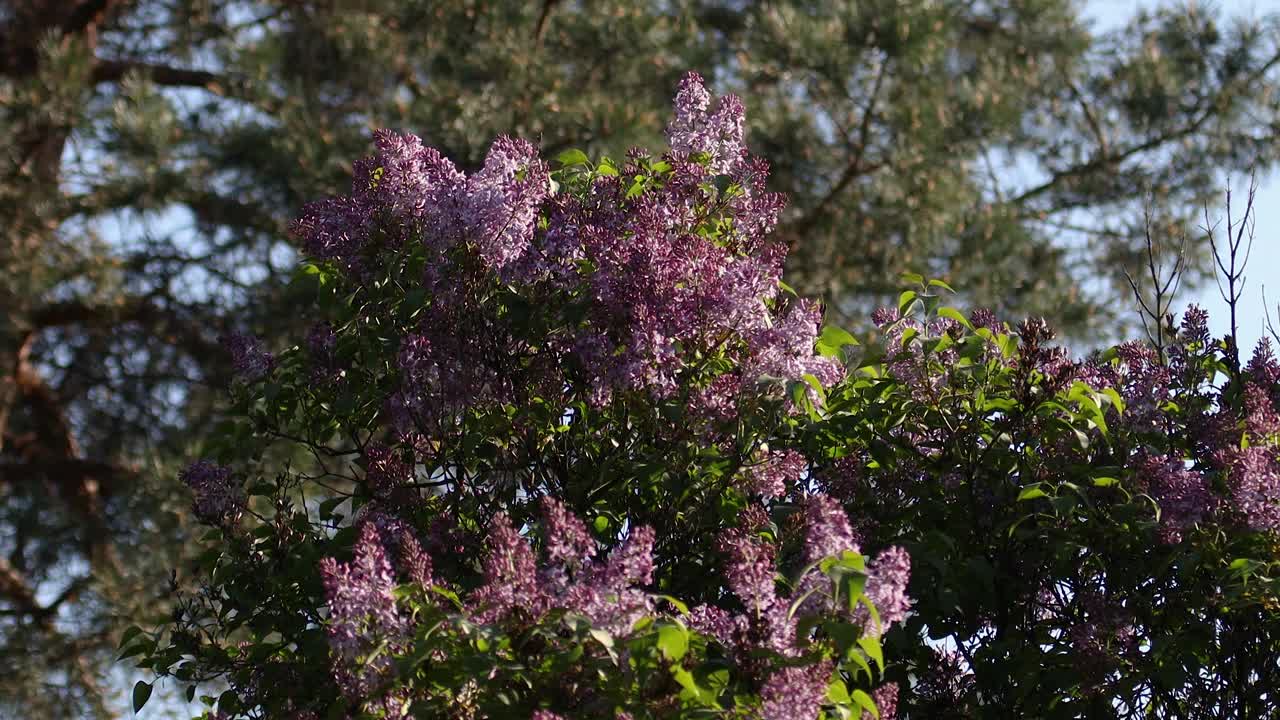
[1224,445,1280,532]
[469,503,656,637]
[1244,382,1280,437]
[1247,337,1280,388]
[464,136,551,273]
[469,513,548,624]
[759,661,833,720]
[744,449,807,498]
[179,460,244,527]
[362,443,413,500]
[295,71,840,425]
[1068,591,1136,694]
[802,493,861,562]
[747,300,846,392]
[319,523,411,708]
[862,546,912,637]
[1137,454,1215,543]
[665,71,748,175]
[865,683,899,720]
[220,332,273,382]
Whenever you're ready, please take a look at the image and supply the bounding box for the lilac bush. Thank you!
[130,74,903,719]
[805,286,1280,716]
[126,72,1280,719]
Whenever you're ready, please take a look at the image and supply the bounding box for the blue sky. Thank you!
[1085,0,1280,355]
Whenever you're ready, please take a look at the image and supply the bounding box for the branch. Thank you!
[1012,49,1280,210]
[1011,106,1216,207]
[785,57,891,244]
[0,554,45,623]
[30,296,153,330]
[90,58,229,93]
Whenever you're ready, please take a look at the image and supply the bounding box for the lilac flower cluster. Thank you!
[1107,342,1172,434]
[1066,590,1136,694]
[759,661,833,720]
[361,443,413,501]
[871,307,963,400]
[471,499,656,637]
[744,449,807,498]
[912,649,976,712]
[178,460,244,527]
[865,683,899,720]
[1223,445,1280,533]
[666,71,748,175]
[292,72,840,436]
[220,332,274,382]
[1136,454,1215,544]
[1221,343,1280,532]
[319,523,414,715]
[862,545,912,637]
[689,495,911,681]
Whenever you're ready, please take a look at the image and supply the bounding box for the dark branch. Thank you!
[90,58,227,92]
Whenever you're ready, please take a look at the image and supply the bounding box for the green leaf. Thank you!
[672,666,719,706]
[656,623,689,661]
[899,271,925,285]
[897,290,918,315]
[928,278,957,293]
[936,306,974,330]
[119,625,144,650]
[1017,485,1048,502]
[318,496,345,520]
[655,594,690,614]
[816,325,860,358]
[1092,477,1119,487]
[556,148,589,166]
[827,677,852,704]
[857,635,885,672]
[132,680,152,713]
[852,688,879,719]
[590,626,620,664]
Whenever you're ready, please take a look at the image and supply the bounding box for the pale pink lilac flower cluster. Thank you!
[1067,591,1136,694]
[179,460,244,527]
[1223,342,1280,532]
[871,307,962,400]
[913,649,976,711]
[361,443,413,501]
[666,71,748,175]
[1222,445,1280,533]
[1076,341,1170,436]
[744,449,807,498]
[862,545,912,638]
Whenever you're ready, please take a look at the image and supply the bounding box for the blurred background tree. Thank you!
[2,1,1279,715]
